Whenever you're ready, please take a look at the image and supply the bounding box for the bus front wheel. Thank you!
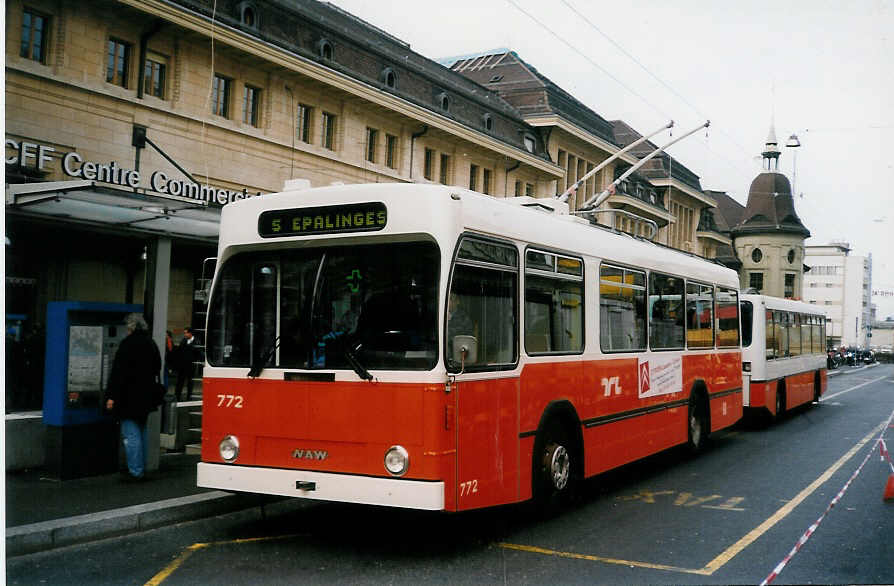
[775,383,786,420]
[533,419,578,511]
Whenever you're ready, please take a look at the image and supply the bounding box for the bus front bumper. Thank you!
[197,462,445,510]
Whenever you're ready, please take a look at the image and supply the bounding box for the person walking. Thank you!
[175,327,198,402]
[105,313,162,482]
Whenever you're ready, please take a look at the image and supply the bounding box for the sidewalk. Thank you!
[5,452,290,557]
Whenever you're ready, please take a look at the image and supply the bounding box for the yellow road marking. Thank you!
[700,419,884,574]
[145,534,305,585]
[501,419,886,577]
[145,543,209,586]
[499,542,709,575]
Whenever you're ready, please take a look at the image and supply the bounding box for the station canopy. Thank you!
[5,180,221,243]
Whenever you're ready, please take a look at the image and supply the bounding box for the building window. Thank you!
[318,39,333,60]
[366,127,378,163]
[469,164,479,191]
[787,249,796,264]
[423,148,434,180]
[211,74,231,118]
[297,104,313,143]
[143,53,167,98]
[483,113,493,131]
[386,134,397,169]
[784,273,795,298]
[21,9,49,63]
[106,38,131,88]
[381,67,396,88]
[439,153,451,185]
[749,272,764,292]
[514,181,522,197]
[239,3,258,27]
[321,112,336,150]
[242,85,261,126]
[523,135,535,152]
[483,168,492,195]
[438,92,450,112]
[751,248,763,263]
[525,183,534,197]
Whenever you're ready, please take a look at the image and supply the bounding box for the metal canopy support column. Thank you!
[144,236,172,472]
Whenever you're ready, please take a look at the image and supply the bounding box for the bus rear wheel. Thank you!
[687,394,708,454]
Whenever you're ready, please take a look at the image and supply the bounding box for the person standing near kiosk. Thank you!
[105,313,162,481]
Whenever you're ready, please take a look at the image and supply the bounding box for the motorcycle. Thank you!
[827,349,841,370]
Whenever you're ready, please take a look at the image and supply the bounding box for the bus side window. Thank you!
[776,311,789,357]
[599,264,646,352]
[447,237,518,372]
[715,287,739,347]
[649,272,685,350]
[524,250,583,355]
[686,282,714,348]
[765,309,775,359]
[789,313,802,356]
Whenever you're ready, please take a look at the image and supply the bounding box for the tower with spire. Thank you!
[730,124,810,299]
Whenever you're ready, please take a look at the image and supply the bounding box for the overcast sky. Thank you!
[329,0,894,318]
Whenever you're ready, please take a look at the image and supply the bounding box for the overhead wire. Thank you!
[508,0,758,192]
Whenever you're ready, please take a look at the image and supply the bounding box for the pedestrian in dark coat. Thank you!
[175,326,198,402]
[105,313,161,481]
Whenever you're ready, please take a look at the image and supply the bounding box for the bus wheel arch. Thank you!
[775,380,786,419]
[687,381,710,454]
[532,400,584,508]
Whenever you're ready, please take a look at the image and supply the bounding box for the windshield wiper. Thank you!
[248,335,282,378]
[344,341,373,381]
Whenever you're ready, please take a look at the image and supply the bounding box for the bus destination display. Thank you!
[258,202,387,237]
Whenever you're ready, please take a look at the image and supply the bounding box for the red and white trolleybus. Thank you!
[739,293,827,419]
[197,183,743,511]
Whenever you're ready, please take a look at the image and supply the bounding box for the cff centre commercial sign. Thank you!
[6,138,258,206]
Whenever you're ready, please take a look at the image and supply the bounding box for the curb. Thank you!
[827,362,881,377]
[6,491,297,557]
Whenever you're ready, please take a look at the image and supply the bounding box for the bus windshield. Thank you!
[206,241,440,371]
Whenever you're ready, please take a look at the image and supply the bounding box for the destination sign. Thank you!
[258,202,387,237]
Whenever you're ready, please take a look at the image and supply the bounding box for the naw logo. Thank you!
[292,449,328,460]
[639,361,651,396]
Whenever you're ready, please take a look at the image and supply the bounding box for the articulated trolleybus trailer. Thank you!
[739,293,827,420]
[197,183,743,512]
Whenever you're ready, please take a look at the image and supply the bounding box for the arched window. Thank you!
[482,113,493,131]
[381,67,397,89]
[318,39,333,60]
[437,92,449,112]
[236,2,259,28]
[752,248,763,263]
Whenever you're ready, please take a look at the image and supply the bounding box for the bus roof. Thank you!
[740,293,828,317]
[219,183,739,288]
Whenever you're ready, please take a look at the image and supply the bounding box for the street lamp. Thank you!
[786,133,801,197]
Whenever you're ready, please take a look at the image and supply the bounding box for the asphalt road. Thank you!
[8,363,893,585]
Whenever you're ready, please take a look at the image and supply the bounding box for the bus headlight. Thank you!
[384,445,409,476]
[219,435,240,462]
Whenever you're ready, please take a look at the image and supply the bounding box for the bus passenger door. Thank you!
[455,375,520,510]
[447,235,521,511]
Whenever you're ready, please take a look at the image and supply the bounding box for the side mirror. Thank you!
[451,335,478,367]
